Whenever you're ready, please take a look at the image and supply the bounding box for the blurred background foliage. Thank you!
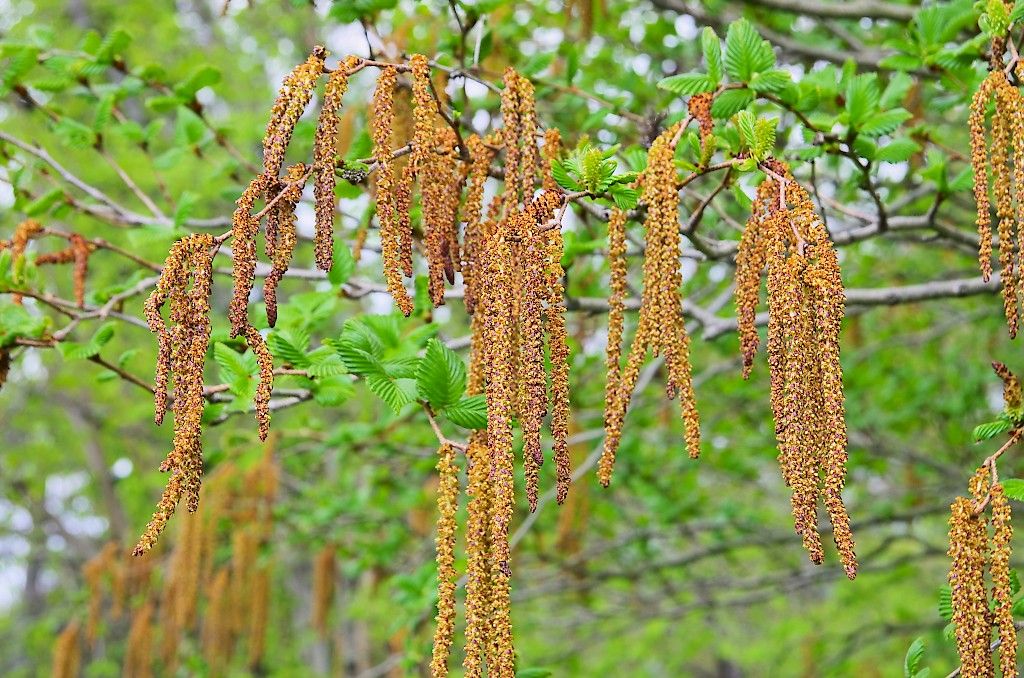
[0,0,1016,675]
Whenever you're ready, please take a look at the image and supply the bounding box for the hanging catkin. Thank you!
[599,122,701,488]
[263,163,307,327]
[431,443,459,677]
[313,56,358,271]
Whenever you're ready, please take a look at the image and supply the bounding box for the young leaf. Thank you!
[904,637,926,678]
[710,89,754,118]
[702,27,722,85]
[657,73,714,96]
[724,19,775,82]
[1000,478,1024,501]
[416,338,467,410]
[443,394,488,429]
[365,372,413,414]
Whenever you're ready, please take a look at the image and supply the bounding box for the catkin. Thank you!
[262,46,325,179]
[463,432,494,678]
[52,620,81,678]
[311,545,336,635]
[948,496,994,677]
[431,443,459,677]
[990,484,1017,676]
[123,601,154,678]
[262,163,306,327]
[599,123,701,488]
[313,57,358,271]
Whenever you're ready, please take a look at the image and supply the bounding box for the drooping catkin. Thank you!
[248,566,270,669]
[993,79,1019,337]
[735,163,857,577]
[431,443,459,677]
[948,496,994,677]
[123,601,154,678]
[135,233,214,556]
[462,134,493,314]
[246,325,274,441]
[500,68,524,206]
[463,432,494,678]
[371,66,414,316]
[311,544,336,636]
[52,620,81,678]
[229,175,269,336]
[598,123,701,488]
[262,46,325,179]
[263,163,307,327]
[423,126,461,307]
[10,219,42,305]
[517,74,539,202]
[990,483,1017,676]
[517,209,548,512]
[313,56,358,271]
[70,233,90,308]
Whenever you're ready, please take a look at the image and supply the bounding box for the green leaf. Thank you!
[858,109,912,137]
[328,240,356,286]
[551,159,581,191]
[365,372,413,414]
[610,185,639,210]
[56,322,116,360]
[313,374,355,406]
[702,27,722,85]
[173,65,221,99]
[724,19,775,82]
[306,350,347,377]
[657,73,714,96]
[1000,478,1024,501]
[973,418,1012,441]
[24,188,64,217]
[937,585,952,621]
[416,338,466,410]
[749,69,791,93]
[268,328,311,368]
[214,342,258,384]
[733,111,756,148]
[904,637,925,678]
[710,89,754,118]
[443,394,488,429]
[875,139,921,163]
[845,74,881,128]
[880,71,914,109]
[175,107,207,146]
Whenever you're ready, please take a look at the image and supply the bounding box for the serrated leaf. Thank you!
[173,65,221,99]
[551,159,581,192]
[416,338,466,410]
[749,69,791,93]
[724,19,775,82]
[657,73,714,96]
[268,328,310,368]
[937,585,952,621]
[711,89,754,118]
[845,74,881,128]
[858,109,912,137]
[875,138,921,163]
[213,342,258,384]
[306,352,347,377]
[313,374,355,406]
[443,394,488,429]
[1001,478,1024,501]
[904,637,925,678]
[610,185,639,210]
[328,240,356,286]
[973,419,1012,441]
[702,27,722,85]
[365,372,412,414]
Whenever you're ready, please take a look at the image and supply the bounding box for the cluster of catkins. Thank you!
[948,468,1017,677]
[733,159,857,579]
[59,451,279,677]
[599,122,702,488]
[1,219,92,307]
[970,16,1024,338]
[424,68,572,678]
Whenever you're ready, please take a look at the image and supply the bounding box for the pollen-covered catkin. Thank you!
[462,134,493,314]
[10,219,42,305]
[52,620,82,678]
[263,163,306,327]
[246,325,274,442]
[971,73,1001,283]
[311,545,335,635]
[431,443,459,677]
[463,432,494,678]
[993,79,1019,337]
[262,46,325,179]
[229,175,269,336]
[948,496,994,677]
[371,66,414,316]
[313,56,358,271]
[990,483,1017,676]
[598,122,701,487]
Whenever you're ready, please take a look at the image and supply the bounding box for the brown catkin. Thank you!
[518,209,547,512]
[313,56,358,271]
[500,68,524,206]
[971,72,1000,283]
[371,66,414,316]
[598,123,700,487]
[993,79,1019,337]
[134,234,214,556]
[948,496,995,677]
[462,134,493,314]
[10,219,42,305]
[70,233,89,307]
[311,545,336,636]
[993,360,1023,411]
[229,175,269,336]
[262,163,306,327]
[52,620,81,678]
[735,178,776,377]
[123,601,154,678]
[517,73,539,202]
[431,443,459,677]
[262,46,325,179]
[991,484,1017,676]
[248,566,270,669]
[246,325,274,441]
[603,208,628,454]
[463,432,494,678]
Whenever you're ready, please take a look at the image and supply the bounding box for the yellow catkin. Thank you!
[229,174,269,336]
[123,601,154,678]
[262,46,325,179]
[500,69,524,206]
[135,234,214,556]
[423,127,461,307]
[52,620,81,678]
[313,57,358,271]
[462,134,493,314]
[262,163,307,327]
[993,360,1023,411]
[603,208,628,460]
[246,325,274,442]
[248,566,270,669]
[971,72,1000,282]
[431,443,459,677]
[993,79,1019,337]
[202,568,233,671]
[311,545,336,635]
[518,208,548,512]
[735,177,777,377]
[462,432,493,678]
[517,74,538,202]
[990,484,1017,676]
[371,66,414,316]
[598,123,701,487]
[948,496,994,677]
